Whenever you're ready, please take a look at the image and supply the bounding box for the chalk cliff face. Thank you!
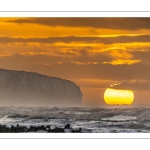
[0,69,82,106]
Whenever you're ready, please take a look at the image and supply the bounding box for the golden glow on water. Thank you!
[104,88,134,105]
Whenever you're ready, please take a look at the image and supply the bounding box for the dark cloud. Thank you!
[0,52,113,66]
[6,18,150,30]
[40,63,150,81]
[131,50,150,62]
[111,81,150,91]
[1,53,150,81]
[1,35,150,44]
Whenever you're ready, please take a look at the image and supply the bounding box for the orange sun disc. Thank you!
[104,88,134,105]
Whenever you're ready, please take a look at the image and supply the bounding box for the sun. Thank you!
[104,88,134,105]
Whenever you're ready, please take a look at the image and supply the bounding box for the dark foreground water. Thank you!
[0,106,150,133]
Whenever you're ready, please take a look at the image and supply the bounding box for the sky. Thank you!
[1,17,150,105]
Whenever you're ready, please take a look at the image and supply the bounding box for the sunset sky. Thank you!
[1,17,150,105]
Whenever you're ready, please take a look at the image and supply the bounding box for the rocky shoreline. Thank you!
[0,124,82,133]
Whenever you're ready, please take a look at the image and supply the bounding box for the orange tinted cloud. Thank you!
[5,18,150,30]
[1,17,150,104]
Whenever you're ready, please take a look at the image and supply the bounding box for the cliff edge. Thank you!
[0,69,82,106]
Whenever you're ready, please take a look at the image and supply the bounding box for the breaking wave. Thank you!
[0,106,150,132]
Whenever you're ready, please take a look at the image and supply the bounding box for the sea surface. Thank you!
[0,106,150,133]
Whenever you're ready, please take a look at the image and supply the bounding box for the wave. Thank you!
[0,106,150,132]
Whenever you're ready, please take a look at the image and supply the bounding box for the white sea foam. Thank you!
[0,106,149,133]
[101,115,136,121]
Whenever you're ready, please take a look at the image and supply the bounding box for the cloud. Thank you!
[6,18,150,30]
[1,35,150,44]
[111,81,150,91]
[0,43,121,64]
[0,50,113,66]
[1,53,150,81]
[104,59,141,65]
[131,50,150,62]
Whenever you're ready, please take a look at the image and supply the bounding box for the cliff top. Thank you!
[0,68,75,85]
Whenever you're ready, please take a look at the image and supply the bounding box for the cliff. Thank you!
[0,69,82,106]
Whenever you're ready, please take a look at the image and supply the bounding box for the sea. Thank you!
[0,106,150,133]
